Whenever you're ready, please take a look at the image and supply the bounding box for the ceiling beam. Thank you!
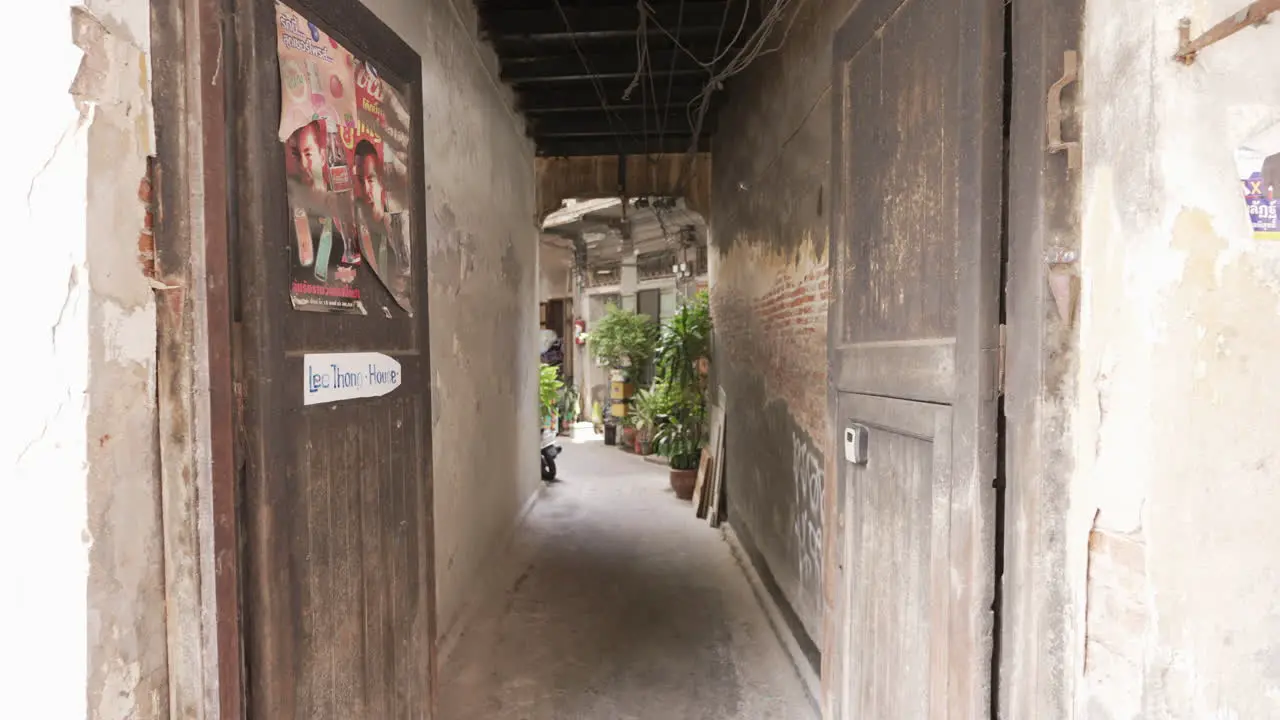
[502,49,707,84]
[491,30,749,61]
[481,2,745,41]
[533,112,708,138]
[515,78,710,113]
[536,135,709,158]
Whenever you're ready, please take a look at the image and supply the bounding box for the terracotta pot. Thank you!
[621,426,637,447]
[670,468,698,500]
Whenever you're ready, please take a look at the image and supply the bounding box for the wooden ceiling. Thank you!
[476,0,756,156]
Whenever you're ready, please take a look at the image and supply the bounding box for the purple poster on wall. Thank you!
[1238,149,1280,241]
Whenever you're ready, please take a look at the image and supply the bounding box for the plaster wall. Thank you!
[710,0,854,648]
[539,241,573,302]
[1,1,168,718]
[356,0,540,648]
[1077,1,1280,716]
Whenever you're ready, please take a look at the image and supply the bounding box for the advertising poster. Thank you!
[353,60,414,312]
[1237,148,1280,241]
[274,2,416,314]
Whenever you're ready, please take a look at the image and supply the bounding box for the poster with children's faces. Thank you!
[352,60,414,313]
[274,2,415,315]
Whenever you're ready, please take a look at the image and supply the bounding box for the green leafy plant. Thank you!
[557,381,580,424]
[539,363,563,427]
[652,397,706,470]
[630,385,663,439]
[650,291,715,470]
[588,304,659,377]
[655,290,712,392]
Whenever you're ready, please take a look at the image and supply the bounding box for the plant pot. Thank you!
[621,426,637,448]
[670,468,698,500]
[637,437,650,456]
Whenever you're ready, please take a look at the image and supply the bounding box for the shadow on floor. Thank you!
[438,440,816,720]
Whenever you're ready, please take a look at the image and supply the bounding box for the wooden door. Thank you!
[827,0,1004,716]
[230,0,435,717]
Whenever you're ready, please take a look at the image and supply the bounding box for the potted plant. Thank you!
[589,305,659,431]
[619,412,637,452]
[653,397,705,499]
[630,385,662,455]
[651,292,713,499]
[557,382,580,434]
[587,304,660,374]
[539,363,563,432]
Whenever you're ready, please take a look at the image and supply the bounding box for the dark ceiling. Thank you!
[476,0,756,157]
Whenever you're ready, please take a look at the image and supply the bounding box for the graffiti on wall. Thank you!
[793,431,824,594]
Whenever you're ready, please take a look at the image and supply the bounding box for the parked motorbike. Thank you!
[541,427,562,481]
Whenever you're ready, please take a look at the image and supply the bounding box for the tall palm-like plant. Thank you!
[652,291,713,469]
[654,290,711,393]
[652,397,706,470]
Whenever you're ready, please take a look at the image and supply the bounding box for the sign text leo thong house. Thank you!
[304,352,402,405]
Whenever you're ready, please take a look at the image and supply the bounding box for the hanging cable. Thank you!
[550,0,641,155]
[654,0,686,162]
[675,0,810,193]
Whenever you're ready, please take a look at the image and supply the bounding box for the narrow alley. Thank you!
[439,439,816,720]
[13,0,1280,718]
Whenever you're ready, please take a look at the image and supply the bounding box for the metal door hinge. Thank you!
[1046,50,1081,171]
[996,324,1007,397]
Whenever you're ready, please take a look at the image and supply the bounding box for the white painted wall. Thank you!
[1,1,167,718]
[355,0,540,651]
[1078,1,1280,716]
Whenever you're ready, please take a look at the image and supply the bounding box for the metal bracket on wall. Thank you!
[1046,50,1081,172]
[1176,0,1280,65]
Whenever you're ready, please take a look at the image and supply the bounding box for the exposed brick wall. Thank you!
[711,243,829,644]
[714,258,829,445]
[708,0,847,655]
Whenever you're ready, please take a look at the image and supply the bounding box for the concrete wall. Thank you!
[1075,1,1280,716]
[357,0,540,650]
[2,1,168,718]
[710,0,851,648]
[539,240,573,302]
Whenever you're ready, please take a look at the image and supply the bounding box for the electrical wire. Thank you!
[675,0,811,193]
[550,0,640,155]
[642,0,751,71]
[654,0,686,160]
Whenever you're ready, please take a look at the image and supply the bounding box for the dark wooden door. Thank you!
[231,0,435,717]
[827,0,1003,716]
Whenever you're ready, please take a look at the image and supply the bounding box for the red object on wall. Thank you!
[573,318,587,345]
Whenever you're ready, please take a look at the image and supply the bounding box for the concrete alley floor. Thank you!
[438,438,817,720]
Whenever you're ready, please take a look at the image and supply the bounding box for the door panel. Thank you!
[232,0,436,717]
[839,393,952,719]
[827,0,1004,715]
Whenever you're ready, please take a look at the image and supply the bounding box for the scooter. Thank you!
[541,427,562,481]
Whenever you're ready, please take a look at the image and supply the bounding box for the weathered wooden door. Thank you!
[827,0,1004,716]
[231,0,436,717]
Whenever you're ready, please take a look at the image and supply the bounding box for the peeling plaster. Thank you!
[1078,1,1280,716]
[5,2,162,719]
[101,300,157,367]
[355,0,540,647]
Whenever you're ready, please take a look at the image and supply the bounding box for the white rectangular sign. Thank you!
[303,352,403,406]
